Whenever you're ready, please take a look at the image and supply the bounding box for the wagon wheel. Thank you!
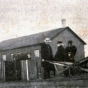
[68,64,81,77]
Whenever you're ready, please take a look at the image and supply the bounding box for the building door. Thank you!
[4,61,15,81]
[2,61,21,81]
[15,60,21,81]
[20,60,30,81]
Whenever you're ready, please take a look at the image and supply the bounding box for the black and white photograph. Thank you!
[0,0,88,88]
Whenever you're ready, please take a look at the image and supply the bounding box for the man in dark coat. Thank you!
[54,41,67,77]
[41,38,55,79]
[64,40,77,77]
[65,40,77,63]
[54,41,66,62]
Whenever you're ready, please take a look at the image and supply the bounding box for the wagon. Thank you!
[42,57,88,77]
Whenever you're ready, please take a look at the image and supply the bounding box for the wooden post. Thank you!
[26,60,29,81]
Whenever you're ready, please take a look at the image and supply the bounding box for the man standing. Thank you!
[41,38,55,79]
[54,41,65,61]
[64,40,77,77]
[65,40,77,63]
[54,41,67,77]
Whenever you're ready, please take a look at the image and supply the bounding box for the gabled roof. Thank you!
[64,27,86,45]
[0,27,86,50]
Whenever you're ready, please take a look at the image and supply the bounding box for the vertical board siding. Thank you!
[0,45,42,80]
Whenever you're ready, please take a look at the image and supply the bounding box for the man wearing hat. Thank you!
[65,40,77,63]
[41,38,55,79]
[54,41,65,61]
[64,41,77,77]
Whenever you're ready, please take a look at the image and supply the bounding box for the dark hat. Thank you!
[57,41,62,44]
[68,40,72,43]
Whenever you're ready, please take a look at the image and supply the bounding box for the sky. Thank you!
[0,0,88,56]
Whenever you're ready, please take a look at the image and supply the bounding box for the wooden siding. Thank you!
[0,45,41,60]
[0,28,86,81]
[50,29,85,61]
[0,45,42,80]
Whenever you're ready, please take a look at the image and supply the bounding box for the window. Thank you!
[2,55,6,61]
[34,50,40,58]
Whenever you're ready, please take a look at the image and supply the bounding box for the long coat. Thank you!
[54,45,66,61]
[41,43,54,70]
[65,45,77,62]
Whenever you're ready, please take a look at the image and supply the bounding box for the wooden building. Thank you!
[0,27,86,81]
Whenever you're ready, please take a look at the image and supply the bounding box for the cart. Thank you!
[42,57,88,77]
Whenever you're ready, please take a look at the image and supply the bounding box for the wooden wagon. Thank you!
[42,57,88,77]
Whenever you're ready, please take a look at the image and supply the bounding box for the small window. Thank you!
[2,55,6,61]
[34,50,40,58]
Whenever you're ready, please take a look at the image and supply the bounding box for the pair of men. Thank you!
[54,40,77,62]
[41,38,77,79]
[54,40,77,77]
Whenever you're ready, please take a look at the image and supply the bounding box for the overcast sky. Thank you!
[0,0,88,56]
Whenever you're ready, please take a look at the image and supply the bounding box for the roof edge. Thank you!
[67,27,86,45]
[51,26,86,45]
